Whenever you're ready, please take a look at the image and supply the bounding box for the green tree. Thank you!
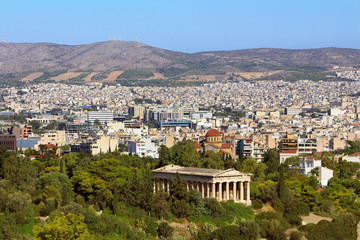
[34,213,90,240]
[264,148,279,174]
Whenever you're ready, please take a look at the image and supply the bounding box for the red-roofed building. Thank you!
[196,129,235,158]
[279,149,298,164]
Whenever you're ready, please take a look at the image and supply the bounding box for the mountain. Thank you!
[1,41,360,81]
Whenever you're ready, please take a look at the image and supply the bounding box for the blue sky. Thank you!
[0,0,359,52]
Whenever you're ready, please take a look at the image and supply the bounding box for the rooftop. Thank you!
[152,164,250,177]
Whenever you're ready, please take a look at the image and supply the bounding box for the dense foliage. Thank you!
[0,140,359,239]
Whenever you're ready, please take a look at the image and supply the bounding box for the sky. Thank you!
[0,0,359,52]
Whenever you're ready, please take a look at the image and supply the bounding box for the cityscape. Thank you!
[1,0,360,239]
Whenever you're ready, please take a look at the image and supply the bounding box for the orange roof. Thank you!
[305,156,321,161]
[208,144,221,149]
[221,143,232,149]
[280,149,297,154]
[349,152,360,157]
[194,143,203,149]
[45,144,59,149]
[316,188,324,193]
[314,151,323,156]
[205,129,221,137]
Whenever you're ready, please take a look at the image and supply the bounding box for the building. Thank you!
[280,138,298,152]
[279,149,298,164]
[196,129,235,159]
[191,111,213,120]
[89,135,118,155]
[299,156,322,175]
[38,131,68,146]
[128,138,159,158]
[128,106,145,120]
[152,165,251,205]
[87,111,114,124]
[285,107,302,115]
[0,134,17,151]
[319,167,333,187]
[342,152,360,163]
[237,138,254,159]
[298,138,317,155]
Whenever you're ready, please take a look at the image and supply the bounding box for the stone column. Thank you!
[201,182,205,198]
[247,181,250,201]
[240,181,244,201]
[233,181,237,201]
[162,179,165,190]
[226,182,230,200]
[167,179,170,192]
[212,182,216,198]
[207,182,210,198]
[153,179,156,193]
[186,181,189,190]
[219,182,222,201]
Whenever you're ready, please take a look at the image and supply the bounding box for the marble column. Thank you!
[212,182,216,198]
[233,181,237,201]
[199,182,205,198]
[167,179,170,192]
[226,182,230,200]
[247,181,250,201]
[219,182,222,201]
[153,179,156,193]
[240,181,244,201]
[207,182,210,198]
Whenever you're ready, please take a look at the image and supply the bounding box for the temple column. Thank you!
[186,181,189,190]
[219,182,222,201]
[247,181,250,201]
[199,182,205,198]
[240,181,244,201]
[226,182,230,200]
[153,179,156,193]
[212,182,216,198]
[167,179,170,192]
[233,181,237,201]
[207,182,210,198]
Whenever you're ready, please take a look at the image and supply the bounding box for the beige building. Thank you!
[152,165,251,205]
[38,131,68,146]
[90,135,118,155]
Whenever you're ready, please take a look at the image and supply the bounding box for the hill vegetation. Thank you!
[0,41,360,84]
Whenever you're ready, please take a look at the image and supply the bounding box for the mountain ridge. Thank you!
[0,41,360,79]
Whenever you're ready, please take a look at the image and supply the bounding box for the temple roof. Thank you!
[152,164,251,177]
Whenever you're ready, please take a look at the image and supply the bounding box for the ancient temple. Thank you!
[152,165,251,205]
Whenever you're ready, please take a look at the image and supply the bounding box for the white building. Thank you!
[342,152,360,163]
[128,137,159,158]
[87,111,114,124]
[299,156,322,175]
[319,167,333,187]
[279,149,298,164]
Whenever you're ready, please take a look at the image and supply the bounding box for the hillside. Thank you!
[0,41,360,83]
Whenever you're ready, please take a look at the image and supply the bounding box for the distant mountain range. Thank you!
[0,41,360,82]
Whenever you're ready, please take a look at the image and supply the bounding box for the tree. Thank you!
[94,119,101,127]
[264,148,279,174]
[33,213,90,240]
[118,143,128,153]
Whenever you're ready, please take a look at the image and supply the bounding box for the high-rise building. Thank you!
[87,111,114,124]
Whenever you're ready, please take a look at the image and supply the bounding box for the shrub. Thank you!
[252,198,263,209]
[158,221,174,239]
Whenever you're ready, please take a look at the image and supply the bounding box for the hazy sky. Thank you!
[0,0,359,52]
